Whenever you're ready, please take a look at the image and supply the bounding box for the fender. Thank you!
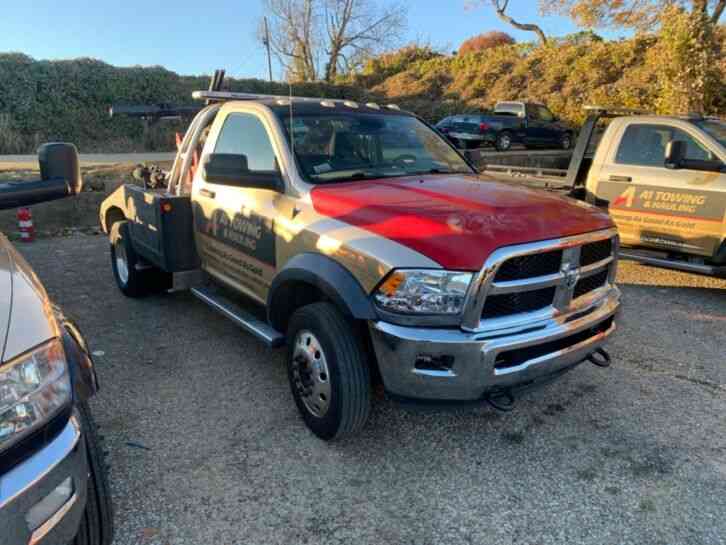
[267,253,378,331]
[59,317,99,402]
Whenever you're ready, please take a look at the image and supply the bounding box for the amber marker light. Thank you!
[378,271,406,297]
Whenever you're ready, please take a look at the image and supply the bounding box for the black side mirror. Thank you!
[0,142,82,211]
[202,153,283,192]
[665,140,687,169]
[39,142,82,194]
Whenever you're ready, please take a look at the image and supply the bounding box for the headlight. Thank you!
[374,269,473,314]
[0,339,70,452]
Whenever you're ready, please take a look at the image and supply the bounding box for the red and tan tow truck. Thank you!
[99,75,621,439]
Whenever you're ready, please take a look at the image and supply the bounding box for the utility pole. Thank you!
[263,16,273,82]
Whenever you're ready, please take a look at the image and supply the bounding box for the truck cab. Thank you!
[583,115,726,271]
[101,86,621,440]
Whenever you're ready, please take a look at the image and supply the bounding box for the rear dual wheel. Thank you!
[286,303,371,440]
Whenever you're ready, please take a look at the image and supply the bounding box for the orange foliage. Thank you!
[458,31,516,55]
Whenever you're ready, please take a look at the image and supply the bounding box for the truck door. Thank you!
[523,105,550,146]
[595,121,726,257]
[192,111,282,303]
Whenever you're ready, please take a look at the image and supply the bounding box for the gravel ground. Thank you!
[18,235,726,545]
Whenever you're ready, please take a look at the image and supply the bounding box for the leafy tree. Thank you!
[459,31,516,55]
[646,5,723,113]
[540,0,725,31]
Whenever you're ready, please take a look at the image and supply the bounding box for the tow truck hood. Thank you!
[0,235,57,363]
[311,174,613,270]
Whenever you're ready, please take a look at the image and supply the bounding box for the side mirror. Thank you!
[0,142,82,211]
[202,153,283,192]
[665,140,687,169]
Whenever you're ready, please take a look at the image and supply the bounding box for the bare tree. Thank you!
[322,0,407,81]
[490,0,548,44]
[260,0,406,82]
[260,0,320,81]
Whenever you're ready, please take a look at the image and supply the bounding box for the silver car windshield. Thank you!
[279,112,473,184]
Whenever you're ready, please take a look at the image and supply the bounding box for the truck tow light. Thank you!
[479,122,490,132]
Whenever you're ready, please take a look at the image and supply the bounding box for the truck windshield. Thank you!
[694,119,726,148]
[278,112,473,184]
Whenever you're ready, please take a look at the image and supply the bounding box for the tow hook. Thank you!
[485,390,515,412]
[587,347,611,368]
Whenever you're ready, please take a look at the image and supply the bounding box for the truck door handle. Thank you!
[199,188,216,199]
[609,175,632,182]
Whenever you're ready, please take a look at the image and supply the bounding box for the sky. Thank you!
[0,1,622,80]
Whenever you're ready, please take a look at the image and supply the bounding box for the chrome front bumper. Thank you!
[369,287,620,401]
[0,414,88,545]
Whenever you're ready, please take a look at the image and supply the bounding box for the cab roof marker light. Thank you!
[387,104,401,110]
[366,103,381,110]
[343,101,359,109]
[320,100,336,108]
[276,99,291,106]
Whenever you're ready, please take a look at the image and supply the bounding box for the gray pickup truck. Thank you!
[0,145,113,545]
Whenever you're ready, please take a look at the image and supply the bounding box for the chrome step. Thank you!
[620,251,726,277]
[190,286,285,348]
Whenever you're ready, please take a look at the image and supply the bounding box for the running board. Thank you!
[620,251,726,277]
[190,287,285,348]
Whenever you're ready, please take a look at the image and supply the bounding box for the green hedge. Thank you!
[0,54,376,153]
[1,26,724,154]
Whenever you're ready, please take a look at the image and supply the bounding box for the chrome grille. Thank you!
[482,287,557,319]
[574,269,609,299]
[462,229,619,331]
[580,239,613,267]
[494,250,563,281]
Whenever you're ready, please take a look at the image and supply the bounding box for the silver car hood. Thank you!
[0,235,58,363]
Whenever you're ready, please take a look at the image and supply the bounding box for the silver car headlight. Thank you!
[374,269,473,314]
[0,339,70,452]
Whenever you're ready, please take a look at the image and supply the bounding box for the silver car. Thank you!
[0,144,113,545]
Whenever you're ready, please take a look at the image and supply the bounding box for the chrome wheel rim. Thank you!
[115,242,129,285]
[291,330,331,418]
[562,136,571,149]
[499,134,511,149]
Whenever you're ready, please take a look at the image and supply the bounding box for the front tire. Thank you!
[286,302,371,440]
[495,132,513,152]
[561,132,573,150]
[73,402,114,545]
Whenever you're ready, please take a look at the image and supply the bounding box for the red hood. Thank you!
[311,175,613,270]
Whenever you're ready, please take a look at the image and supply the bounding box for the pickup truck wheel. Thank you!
[109,222,169,297]
[286,302,371,440]
[495,132,512,152]
[73,402,114,545]
[561,133,573,150]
